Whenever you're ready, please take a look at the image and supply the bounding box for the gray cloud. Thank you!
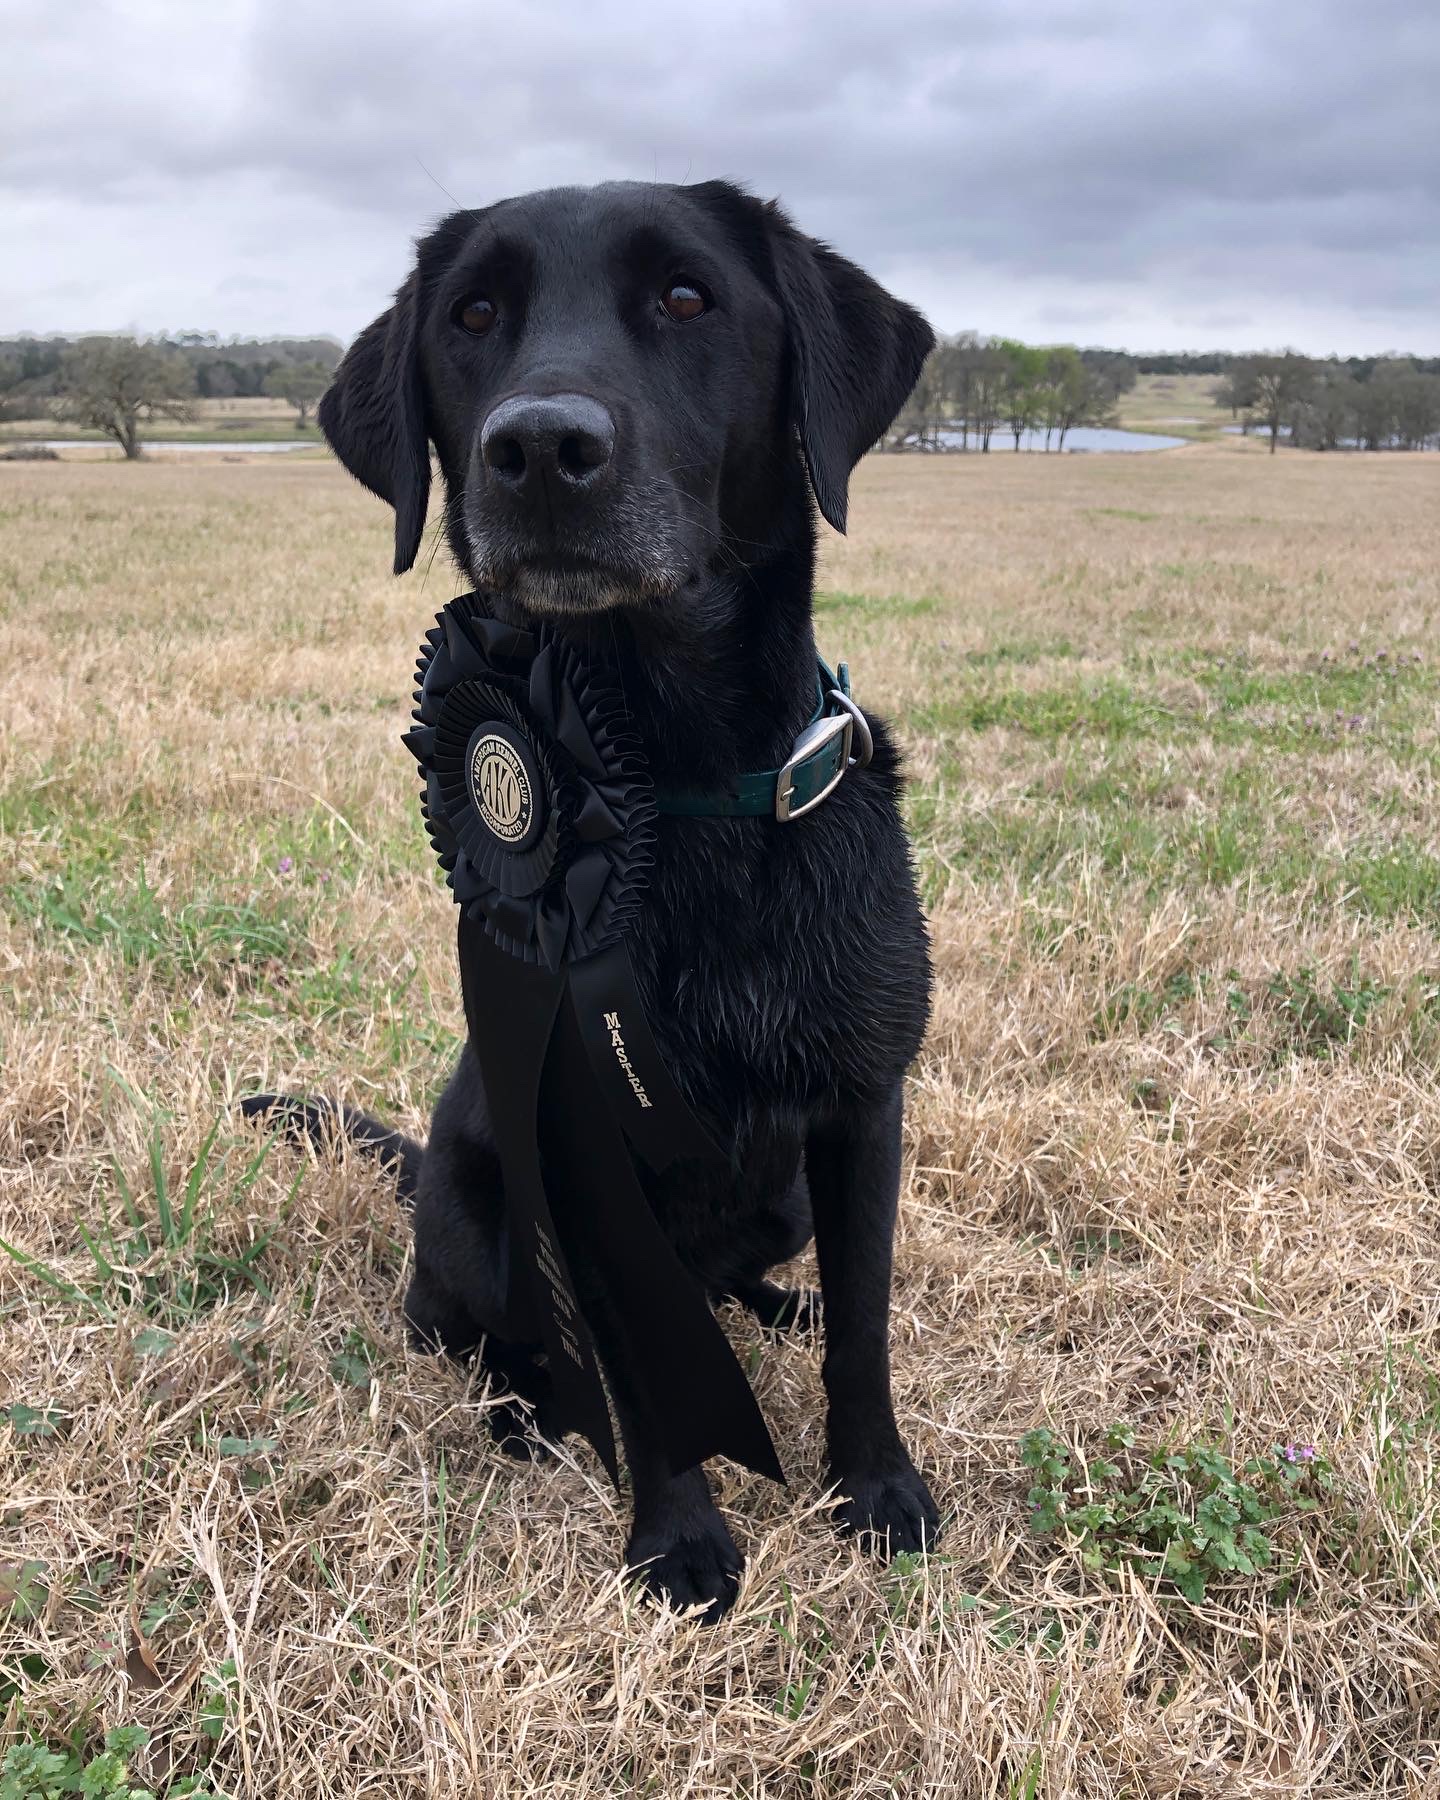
[2,0,1436,353]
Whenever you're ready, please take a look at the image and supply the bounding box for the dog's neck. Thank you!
[476,528,824,792]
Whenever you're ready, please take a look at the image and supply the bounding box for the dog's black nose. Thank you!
[480,393,616,494]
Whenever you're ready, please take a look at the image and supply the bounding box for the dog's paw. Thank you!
[830,1460,940,1558]
[759,1285,823,1335]
[626,1518,744,1624]
[485,1397,555,1462]
[730,1281,823,1335]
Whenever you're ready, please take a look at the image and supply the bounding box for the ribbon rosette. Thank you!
[405,596,653,969]
[402,595,783,1488]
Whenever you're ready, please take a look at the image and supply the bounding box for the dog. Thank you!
[248,179,938,1622]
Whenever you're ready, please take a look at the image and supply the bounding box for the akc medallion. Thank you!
[466,723,540,849]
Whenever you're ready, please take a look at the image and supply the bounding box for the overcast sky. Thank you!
[4,0,1437,355]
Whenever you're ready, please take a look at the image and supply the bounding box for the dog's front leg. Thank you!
[807,1082,940,1555]
[576,1289,743,1624]
[620,1435,741,1626]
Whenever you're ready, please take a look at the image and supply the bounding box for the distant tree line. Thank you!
[887,335,1137,451]
[1136,348,1440,380]
[1216,352,1440,452]
[0,332,341,454]
[3,329,1436,461]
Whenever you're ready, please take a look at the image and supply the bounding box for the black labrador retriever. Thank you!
[250,179,938,1621]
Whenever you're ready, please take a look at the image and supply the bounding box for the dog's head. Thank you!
[321,180,932,618]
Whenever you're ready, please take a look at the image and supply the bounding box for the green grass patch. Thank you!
[918,652,1435,759]
[1091,961,1435,1057]
[956,638,1078,669]
[0,1095,294,1330]
[913,772,1440,923]
[814,589,938,620]
[920,677,1170,741]
[5,865,308,983]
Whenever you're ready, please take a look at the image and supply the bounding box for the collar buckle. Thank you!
[775,712,853,822]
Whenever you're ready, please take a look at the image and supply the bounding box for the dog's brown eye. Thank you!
[455,297,497,336]
[660,281,707,323]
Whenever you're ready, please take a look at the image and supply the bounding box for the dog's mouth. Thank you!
[483,557,667,619]
[466,533,690,619]
[461,476,703,620]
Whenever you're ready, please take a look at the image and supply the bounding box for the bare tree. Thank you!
[938,332,980,448]
[1296,365,1359,451]
[52,338,195,458]
[263,360,330,430]
[1243,352,1314,454]
[1214,363,1259,423]
[968,342,1008,452]
[1392,368,1440,450]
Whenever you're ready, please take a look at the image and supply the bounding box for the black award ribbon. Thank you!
[403,595,784,1488]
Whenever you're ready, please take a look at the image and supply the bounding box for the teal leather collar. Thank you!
[655,657,873,822]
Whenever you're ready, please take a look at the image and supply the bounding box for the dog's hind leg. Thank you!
[406,1056,560,1458]
[715,1168,821,1333]
[726,1278,823,1334]
[405,1259,555,1460]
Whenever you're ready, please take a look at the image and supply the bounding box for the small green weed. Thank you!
[1021,1425,1333,1604]
[1,1405,64,1439]
[768,1580,834,1720]
[0,1727,227,1799]
[1261,964,1393,1051]
[1094,968,1197,1036]
[198,1659,239,1744]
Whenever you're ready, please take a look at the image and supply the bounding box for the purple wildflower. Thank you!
[277,856,294,875]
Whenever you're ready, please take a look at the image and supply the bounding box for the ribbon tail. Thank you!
[567,940,724,1171]
[457,919,619,1485]
[541,991,785,1485]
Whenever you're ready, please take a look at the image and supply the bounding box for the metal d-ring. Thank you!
[829,689,874,767]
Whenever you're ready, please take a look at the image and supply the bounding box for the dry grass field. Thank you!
[4,441,1440,1797]
[1115,376,1226,439]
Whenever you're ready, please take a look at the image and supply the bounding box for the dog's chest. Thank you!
[629,800,928,1117]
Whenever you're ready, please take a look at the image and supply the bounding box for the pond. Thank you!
[926,426,1187,453]
[17,439,317,454]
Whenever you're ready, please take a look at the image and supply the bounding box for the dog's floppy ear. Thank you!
[765,208,934,534]
[318,272,428,575]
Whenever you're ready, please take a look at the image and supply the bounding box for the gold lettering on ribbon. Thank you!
[601,1010,653,1109]
[534,1222,584,1368]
